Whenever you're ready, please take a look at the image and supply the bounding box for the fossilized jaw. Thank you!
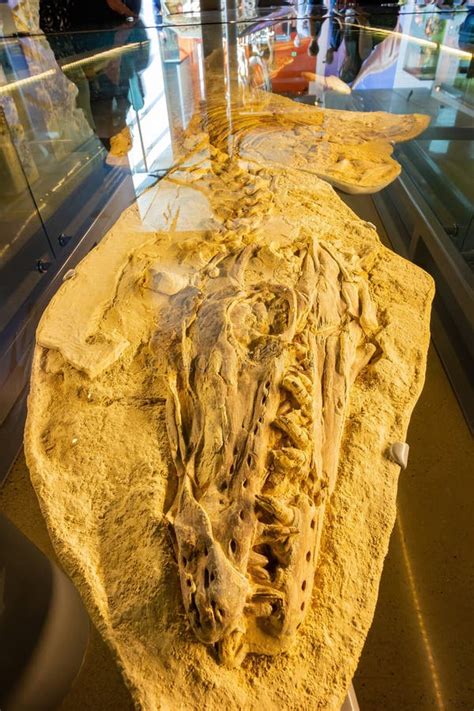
[162,233,379,665]
[170,478,250,645]
[249,494,320,647]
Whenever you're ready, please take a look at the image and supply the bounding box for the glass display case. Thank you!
[0,2,472,709]
[1,0,472,438]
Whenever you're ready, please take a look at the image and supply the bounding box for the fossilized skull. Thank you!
[160,234,378,666]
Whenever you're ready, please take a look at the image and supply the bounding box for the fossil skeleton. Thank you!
[23,36,434,702]
[160,233,379,666]
[25,145,434,709]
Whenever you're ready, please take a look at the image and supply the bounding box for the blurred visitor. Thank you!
[307,0,325,56]
[339,2,399,84]
[39,0,150,161]
[459,6,474,78]
[326,12,343,63]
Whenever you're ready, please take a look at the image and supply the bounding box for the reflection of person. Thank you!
[86,21,150,155]
[290,0,325,55]
[39,0,149,159]
[339,9,362,83]
[351,20,401,89]
[307,0,325,56]
[40,0,139,32]
[459,7,474,78]
[326,12,343,63]
[339,4,399,85]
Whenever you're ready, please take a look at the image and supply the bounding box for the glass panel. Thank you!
[1,4,472,261]
[1,3,472,264]
[0,103,54,338]
[0,29,138,253]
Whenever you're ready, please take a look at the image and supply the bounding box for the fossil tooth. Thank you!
[251,585,284,603]
[272,447,307,473]
[257,523,299,544]
[281,372,313,415]
[248,564,271,584]
[245,601,273,617]
[255,495,295,526]
[249,550,269,567]
[273,414,311,449]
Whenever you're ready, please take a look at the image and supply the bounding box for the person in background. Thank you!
[39,0,149,161]
[339,2,399,84]
[458,5,474,78]
[339,8,362,82]
[326,11,343,63]
[307,0,325,56]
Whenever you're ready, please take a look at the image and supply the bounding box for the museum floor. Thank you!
[1,342,472,711]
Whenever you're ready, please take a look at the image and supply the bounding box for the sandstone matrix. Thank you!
[25,87,434,710]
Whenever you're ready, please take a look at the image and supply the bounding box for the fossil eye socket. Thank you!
[268,296,291,335]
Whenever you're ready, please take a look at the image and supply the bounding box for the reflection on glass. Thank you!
[0,1,472,262]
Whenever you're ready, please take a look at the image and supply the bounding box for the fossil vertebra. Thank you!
[162,236,378,666]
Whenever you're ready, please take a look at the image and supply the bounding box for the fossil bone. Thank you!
[24,92,433,708]
[159,230,379,665]
[185,78,430,194]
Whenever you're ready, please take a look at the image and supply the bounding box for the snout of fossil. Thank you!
[171,482,250,644]
[182,543,249,645]
[188,592,233,645]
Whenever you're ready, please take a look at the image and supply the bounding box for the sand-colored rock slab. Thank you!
[25,137,433,709]
[195,88,430,193]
